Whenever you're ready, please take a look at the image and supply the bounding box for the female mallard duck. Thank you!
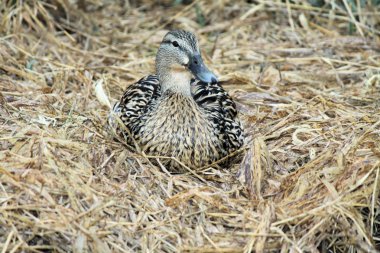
[111,30,243,169]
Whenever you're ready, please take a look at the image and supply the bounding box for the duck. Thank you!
[110,30,243,170]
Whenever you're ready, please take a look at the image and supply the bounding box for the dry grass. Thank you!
[1,0,380,252]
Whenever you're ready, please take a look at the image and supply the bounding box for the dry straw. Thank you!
[0,0,379,252]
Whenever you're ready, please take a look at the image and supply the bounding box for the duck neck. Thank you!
[158,70,192,97]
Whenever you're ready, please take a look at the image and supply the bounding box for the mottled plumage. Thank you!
[111,30,243,169]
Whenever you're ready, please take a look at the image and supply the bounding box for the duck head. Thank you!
[156,30,218,96]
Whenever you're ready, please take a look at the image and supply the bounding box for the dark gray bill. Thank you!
[188,54,218,84]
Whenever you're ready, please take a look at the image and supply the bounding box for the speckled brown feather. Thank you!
[112,75,243,169]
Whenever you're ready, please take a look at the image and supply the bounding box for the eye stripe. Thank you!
[162,40,184,50]
[161,40,193,57]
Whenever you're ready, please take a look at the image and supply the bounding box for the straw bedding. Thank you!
[0,0,379,252]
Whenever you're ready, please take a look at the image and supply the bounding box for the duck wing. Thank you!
[192,80,243,153]
[112,75,161,129]
[192,80,237,118]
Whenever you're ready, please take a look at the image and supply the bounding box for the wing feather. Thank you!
[111,75,160,130]
[192,80,243,153]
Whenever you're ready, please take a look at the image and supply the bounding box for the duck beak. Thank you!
[188,54,218,84]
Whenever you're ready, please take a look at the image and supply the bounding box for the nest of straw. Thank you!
[1,0,380,252]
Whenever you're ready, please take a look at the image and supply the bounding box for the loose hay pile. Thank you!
[1,0,380,252]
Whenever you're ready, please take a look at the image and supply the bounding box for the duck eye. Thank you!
[172,41,179,47]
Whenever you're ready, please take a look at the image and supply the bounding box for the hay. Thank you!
[0,0,379,252]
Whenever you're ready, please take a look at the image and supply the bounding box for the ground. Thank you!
[0,1,379,252]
